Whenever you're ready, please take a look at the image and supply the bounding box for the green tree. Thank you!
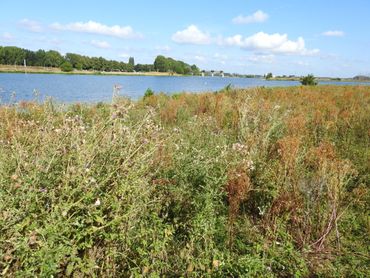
[135,64,154,72]
[75,62,83,70]
[0,46,26,65]
[265,72,273,79]
[154,55,170,72]
[300,74,317,86]
[191,64,200,75]
[33,50,46,66]
[44,50,64,67]
[60,61,73,72]
[173,63,184,74]
[98,57,107,71]
[65,53,85,69]
[24,50,37,66]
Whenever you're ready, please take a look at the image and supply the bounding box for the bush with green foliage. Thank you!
[144,88,154,98]
[300,74,318,85]
[265,72,273,79]
[60,61,73,72]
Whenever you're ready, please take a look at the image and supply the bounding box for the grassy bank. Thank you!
[0,86,369,276]
[0,65,182,76]
[267,76,370,83]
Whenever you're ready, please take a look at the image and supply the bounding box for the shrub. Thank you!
[265,72,273,79]
[144,88,154,98]
[60,61,73,72]
[300,74,317,86]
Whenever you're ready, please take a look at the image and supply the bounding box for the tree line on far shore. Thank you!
[0,46,200,75]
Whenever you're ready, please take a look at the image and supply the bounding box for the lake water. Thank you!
[0,73,368,103]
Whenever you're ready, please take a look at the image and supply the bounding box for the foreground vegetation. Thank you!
[0,86,369,276]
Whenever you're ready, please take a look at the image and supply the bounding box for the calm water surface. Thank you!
[0,73,367,103]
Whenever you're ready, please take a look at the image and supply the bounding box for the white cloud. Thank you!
[90,40,111,49]
[50,20,142,39]
[248,54,275,64]
[224,32,319,56]
[19,18,43,32]
[155,45,171,52]
[172,25,211,45]
[232,10,269,24]
[322,30,345,37]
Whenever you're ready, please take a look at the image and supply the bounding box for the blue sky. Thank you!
[1,0,369,77]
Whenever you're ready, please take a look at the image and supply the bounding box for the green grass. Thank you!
[0,86,369,276]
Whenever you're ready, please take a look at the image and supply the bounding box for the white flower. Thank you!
[232,142,246,152]
[258,206,266,216]
[94,198,101,206]
[247,160,255,171]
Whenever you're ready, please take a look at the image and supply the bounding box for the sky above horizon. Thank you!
[1,0,369,77]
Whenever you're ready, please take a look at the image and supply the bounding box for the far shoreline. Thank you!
[1,65,369,83]
[0,65,185,77]
[265,76,370,83]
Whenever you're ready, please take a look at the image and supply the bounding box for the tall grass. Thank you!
[0,86,369,276]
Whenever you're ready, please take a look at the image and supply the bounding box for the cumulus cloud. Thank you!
[232,10,269,24]
[90,40,111,49]
[172,25,211,45]
[224,32,319,56]
[170,25,319,57]
[322,30,345,37]
[19,18,43,32]
[50,20,142,39]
